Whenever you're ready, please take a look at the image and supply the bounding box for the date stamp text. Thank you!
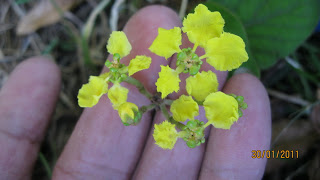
[251,150,299,159]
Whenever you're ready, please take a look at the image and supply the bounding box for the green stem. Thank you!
[139,104,157,114]
[124,76,153,99]
[38,152,52,178]
[163,99,173,105]
[160,104,185,130]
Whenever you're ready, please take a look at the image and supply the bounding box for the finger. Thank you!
[132,31,229,179]
[199,73,271,180]
[0,57,61,179]
[52,6,181,179]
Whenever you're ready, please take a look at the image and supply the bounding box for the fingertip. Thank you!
[125,5,181,31]
[0,56,61,141]
[200,73,271,180]
[8,56,61,90]
[121,5,181,93]
[23,56,61,83]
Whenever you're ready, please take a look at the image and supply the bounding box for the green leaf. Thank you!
[204,2,260,77]
[15,0,31,5]
[207,0,320,69]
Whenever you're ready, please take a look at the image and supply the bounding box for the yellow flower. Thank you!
[78,76,108,107]
[155,65,181,98]
[203,92,239,129]
[118,102,139,124]
[182,4,225,47]
[204,32,248,71]
[106,31,132,58]
[149,27,182,60]
[170,95,199,122]
[186,71,218,102]
[99,72,110,80]
[108,83,129,110]
[153,120,178,150]
[128,55,152,76]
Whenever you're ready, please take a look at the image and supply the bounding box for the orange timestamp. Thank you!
[251,150,299,159]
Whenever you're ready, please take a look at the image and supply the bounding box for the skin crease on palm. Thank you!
[0,5,271,180]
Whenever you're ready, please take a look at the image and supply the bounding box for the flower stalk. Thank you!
[124,76,153,99]
[160,104,185,130]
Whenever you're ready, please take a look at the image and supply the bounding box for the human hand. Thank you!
[0,6,271,180]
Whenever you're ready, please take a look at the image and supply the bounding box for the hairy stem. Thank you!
[124,76,153,99]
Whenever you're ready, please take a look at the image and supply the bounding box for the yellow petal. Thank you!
[186,71,218,102]
[153,120,178,150]
[108,83,129,110]
[204,32,249,71]
[99,72,110,80]
[203,92,239,129]
[78,76,108,107]
[182,4,224,47]
[107,31,132,58]
[118,102,139,123]
[155,65,181,98]
[149,27,182,60]
[128,55,152,76]
[170,95,199,122]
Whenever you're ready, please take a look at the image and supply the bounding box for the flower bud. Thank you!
[236,96,244,103]
[118,102,141,126]
[186,140,197,148]
[238,109,243,117]
[177,51,187,65]
[180,119,205,148]
[119,74,128,82]
[105,60,112,68]
[189,65,201,75]
[113,53,121,62]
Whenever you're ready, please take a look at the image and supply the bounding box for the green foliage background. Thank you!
[205,0,320,76]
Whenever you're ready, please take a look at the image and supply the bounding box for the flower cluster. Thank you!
[150,4,248,149]
[77,4,248,150]
[150,4,248,99]
[77,31,150,125]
